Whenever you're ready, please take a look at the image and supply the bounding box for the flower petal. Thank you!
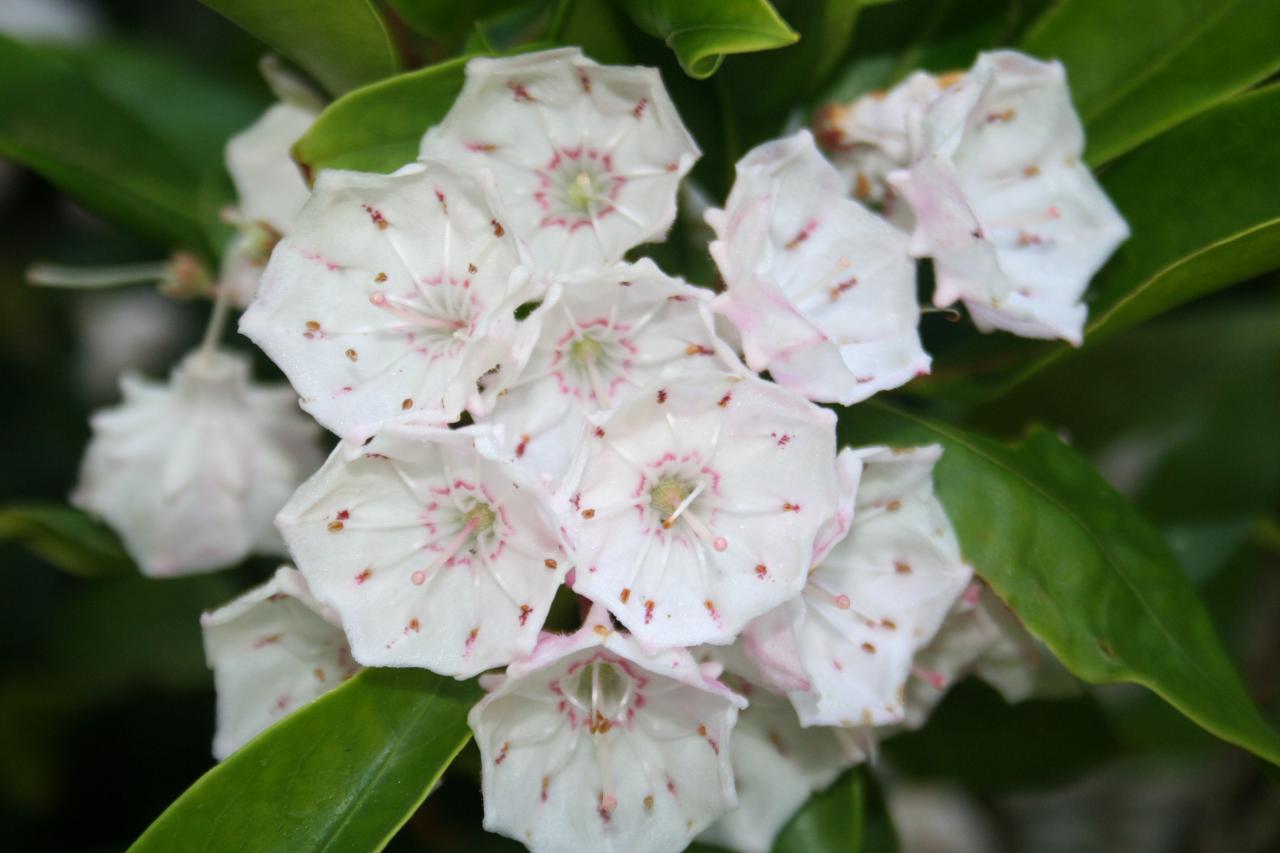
[890,50,1129,344]
[565,373,842,647]
[276,422,570,676]
[72,349,324,576]
[240,161,534,438]
[202,566,358,759]
[420,48,700,276]
[709,131,928,404]
[471,612,743,853]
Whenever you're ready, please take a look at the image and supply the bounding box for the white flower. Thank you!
[563,372,843,648]
[903,580,1040,728]
[478,258,735,484]
[222,101,318,306]
[72,349,323,577]
[420,48,699,276]
[276,422,570,677]
[707,130,929,405]
[814,71,948,228]
[202,566,359,760]
[888,50,1129,344]
[470,608,744,853]
[239,161,533,438]
[697,645,867,853]
[743,445,972,728]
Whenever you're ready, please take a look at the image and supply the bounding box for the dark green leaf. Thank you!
[292,56,471,176]
[921,86,1280,399]
[199,0,399,95]
[0,504,133,579]
[0,35,209,249]
[1022,0,1280,165]
[839,403,1280,766]
[883,680,1120,791]
[131,668,481,853]
[388,0,527,42]
[615,0,799,78]
[772,769,864,853]
[820,0,1052,102]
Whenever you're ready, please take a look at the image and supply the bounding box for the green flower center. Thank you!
[649,476,693,519]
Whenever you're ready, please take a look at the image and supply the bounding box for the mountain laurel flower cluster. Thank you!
[61,44,1127,853]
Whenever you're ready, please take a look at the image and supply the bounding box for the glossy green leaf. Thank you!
[839,403,1280,766]
[292,56,471,176]
[921,85,1280,399]
[616,0,798,78]
[131,668,480,853]
[0,504,132,580]
[1022,0,1280,165]
[199,0,399,95]
[388,0,526,41]
[820,0,1052,103]
[772,769,865,853]
[718,0,862,152]
[0,35,209,249]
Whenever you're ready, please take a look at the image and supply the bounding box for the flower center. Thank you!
[568,659,633,733]
[567,171,600,213]
[462,500,496,538]
[535,148,621,229]
[568,333,605,367]
[649,476,693,519]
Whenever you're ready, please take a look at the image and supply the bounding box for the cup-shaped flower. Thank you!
[239,161,533,439]
[814,71,946,228]
[743,445,972,727]
[888,50,1129,344]
[202,566,359,759]
[276,422,570,677]
[479,258,735,484]
[470,608,744,853]
[903,580,1040,728]
[707,131,928,405]
[697,645,867,853]
[420,48,699,276]
[221,101,317,306]
[72,349,323,577]
[563,373,843,648]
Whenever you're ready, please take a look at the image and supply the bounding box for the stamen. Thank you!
[806,579,850,610]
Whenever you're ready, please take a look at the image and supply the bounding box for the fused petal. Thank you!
[698,645,867,853]
[565,373,843,647]
[471,610,743,853]
[889,50,1129,344]
[814,70,946,228]
[202,566,358,760]
[903,580,1040,728]
[421,48,699,276]
[708,131,928,405]
[72,349,323,576]
[276,422,570,677]
[222,101,317,306]
[240,161,534,437]
[478,258,736,484]
[744,445,972,728]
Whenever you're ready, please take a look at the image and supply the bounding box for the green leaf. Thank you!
[1022,0,1280,165]
[199,0,399,95]
[820,0,1052,103]
[131,668,480,853]
[292,56,471,176]
[0,504,133,579]
[772,770,864,853]
[0,35,210,250]
[388,0,527,42]
[839,403,1280,766]
[922,85,1280,399]
[615,0,799,78]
